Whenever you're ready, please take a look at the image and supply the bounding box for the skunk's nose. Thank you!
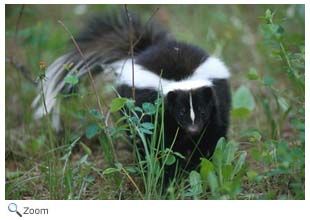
[187,125,201,136]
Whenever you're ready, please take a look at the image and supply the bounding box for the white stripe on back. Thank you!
[111,56,229,95]
[192,56,230,80]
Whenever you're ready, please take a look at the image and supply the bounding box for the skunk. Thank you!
[32,11,231,175]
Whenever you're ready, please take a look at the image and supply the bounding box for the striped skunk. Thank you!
[32,11,231,176]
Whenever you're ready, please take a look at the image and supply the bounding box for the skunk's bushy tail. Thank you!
[32,11,168,129]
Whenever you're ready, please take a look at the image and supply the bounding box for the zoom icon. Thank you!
[8,203,22,217]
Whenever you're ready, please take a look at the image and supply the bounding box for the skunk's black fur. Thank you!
[32,10,231,181]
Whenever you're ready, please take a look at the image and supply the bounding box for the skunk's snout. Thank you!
[186,125,202,136]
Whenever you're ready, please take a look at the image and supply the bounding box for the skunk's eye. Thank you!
[197,106,204,111]
[179,108,186,116]
[198,106,207,114]
[200,110,207,116]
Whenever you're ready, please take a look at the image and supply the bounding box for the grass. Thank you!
[5,4,305,199]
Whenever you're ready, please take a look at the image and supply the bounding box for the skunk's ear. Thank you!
[167,91,176,103]
[202,87,213,97]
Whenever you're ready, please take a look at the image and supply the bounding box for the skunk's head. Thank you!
[166,87,215,136]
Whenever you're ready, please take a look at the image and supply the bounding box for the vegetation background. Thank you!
[5,4,305,199]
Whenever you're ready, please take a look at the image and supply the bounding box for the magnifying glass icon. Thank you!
[8,203,22,217]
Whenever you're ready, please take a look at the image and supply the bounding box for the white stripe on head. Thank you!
[189,91,195,125]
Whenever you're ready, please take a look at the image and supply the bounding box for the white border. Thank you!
[1,200,308,220]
